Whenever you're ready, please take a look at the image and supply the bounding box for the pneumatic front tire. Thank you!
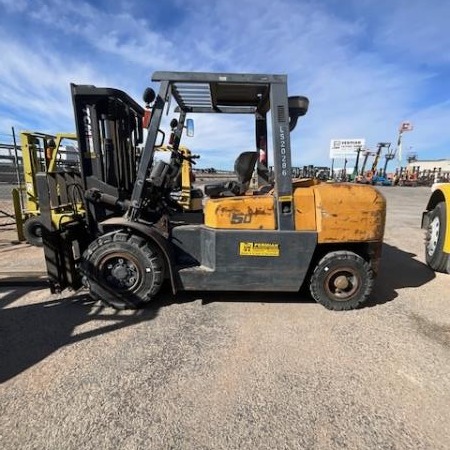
[309,251,373,311]
[81,231,165,309]
[425,202,450,273]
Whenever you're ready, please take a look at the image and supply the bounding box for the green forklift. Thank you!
[13,131,79,246]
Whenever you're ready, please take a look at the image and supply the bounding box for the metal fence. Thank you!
[0,139,23,229]
[0,133,80,235]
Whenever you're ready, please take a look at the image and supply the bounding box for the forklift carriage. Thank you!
[37,71,386,311]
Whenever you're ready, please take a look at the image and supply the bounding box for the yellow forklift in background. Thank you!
[37,72,386,311]
[155,144,203,211]
[13,131,81,246]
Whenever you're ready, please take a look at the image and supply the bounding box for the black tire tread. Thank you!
[309,250,374,311]
[425,202,450,273]
[82,230,164,309]
[23,216,44,247]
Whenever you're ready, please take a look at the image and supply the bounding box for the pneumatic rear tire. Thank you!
[23,216,44,247]
[309,250,373,311]
[81,231,165,309]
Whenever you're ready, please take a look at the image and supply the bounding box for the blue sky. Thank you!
[0,0,449,169]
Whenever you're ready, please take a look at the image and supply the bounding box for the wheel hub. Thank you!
[111,264,130,281]
[325,268,360,301]
[427,216,440,257]
[334,275,350,290]
[102,255,140,291]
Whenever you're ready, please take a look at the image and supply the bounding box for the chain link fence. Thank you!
[1,130,80,232]
[0,137,23,234]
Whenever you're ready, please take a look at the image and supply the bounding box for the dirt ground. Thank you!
[0,186,449,450]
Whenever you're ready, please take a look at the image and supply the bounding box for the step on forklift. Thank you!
[37,72,386,311]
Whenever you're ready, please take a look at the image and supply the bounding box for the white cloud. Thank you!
[375,0,450,65]
[26,0,181,69]
[0,0,449,169]
[0,0,28,12]
[0,35,113,132]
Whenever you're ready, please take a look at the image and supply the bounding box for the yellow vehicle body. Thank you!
[14,131,80,245]
[205,180,386,244]
[423,183,450,272]
[427,183,450,253]
[20,131,78,215]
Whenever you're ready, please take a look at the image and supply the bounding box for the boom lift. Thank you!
[37,72,386,311]
[354,150,373,183]
[381,143,395,177]
[350,146,362,181]
[372,142,393,186]
[368,142,390,183]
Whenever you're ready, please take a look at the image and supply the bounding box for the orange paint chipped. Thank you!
[312,184,386,243]
[205,195,276,229]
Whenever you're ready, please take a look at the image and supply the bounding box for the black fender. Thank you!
[99,217,179,294]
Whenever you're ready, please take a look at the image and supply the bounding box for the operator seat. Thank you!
[204,151,258,198]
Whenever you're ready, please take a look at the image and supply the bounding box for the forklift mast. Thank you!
[70,84,145,229]
[35,85,146,292]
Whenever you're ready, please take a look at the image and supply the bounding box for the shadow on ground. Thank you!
[0,242,434,383]
[0,289,159,383]
[172,243,435,309]
[366,242,435,307]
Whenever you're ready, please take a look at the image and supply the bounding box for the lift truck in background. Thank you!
[13,131,80,246]
[37,71,386,311]
[154,143,203,211]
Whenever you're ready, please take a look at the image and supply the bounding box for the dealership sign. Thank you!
[330,139,366,158]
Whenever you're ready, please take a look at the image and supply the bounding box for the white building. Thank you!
[406,159,450,172]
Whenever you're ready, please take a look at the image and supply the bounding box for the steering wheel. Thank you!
[171,148,197,165]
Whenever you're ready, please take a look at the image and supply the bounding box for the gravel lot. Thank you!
[1,186,449,449]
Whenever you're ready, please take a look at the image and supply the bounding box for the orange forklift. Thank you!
[37,72,386,311]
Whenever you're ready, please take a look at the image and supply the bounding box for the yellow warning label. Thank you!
[239,242,280,257]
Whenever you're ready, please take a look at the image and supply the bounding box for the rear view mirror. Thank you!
[186,118,194,137]
[143,87,156,106]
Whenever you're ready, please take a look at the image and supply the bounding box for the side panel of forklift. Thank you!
[204,182,386,244]
[172,227,317,291]
[85,222,379,310]
[422,184,450,273]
